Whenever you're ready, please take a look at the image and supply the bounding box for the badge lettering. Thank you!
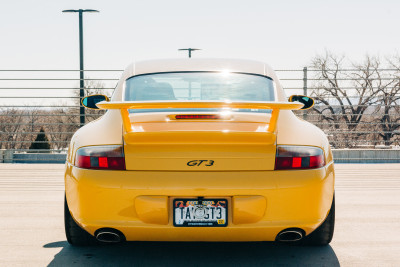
[187,160,198,166]
[186,160,214,166]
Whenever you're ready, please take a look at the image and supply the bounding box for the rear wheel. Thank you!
[301,195,335,246]
[64,196,97,246]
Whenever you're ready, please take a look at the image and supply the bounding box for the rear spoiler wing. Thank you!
[96,101,304,133]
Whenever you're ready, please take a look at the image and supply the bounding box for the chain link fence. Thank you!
[0,68,399,163]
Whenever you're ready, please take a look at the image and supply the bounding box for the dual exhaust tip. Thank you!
[95,227,304,243]
[276,228,304,242]
[95,228,125,243]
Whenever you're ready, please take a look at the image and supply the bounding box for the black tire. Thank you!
[64,196,97,246]
[300,195,335,246]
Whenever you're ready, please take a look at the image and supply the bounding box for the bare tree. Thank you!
[310,52,395,147]
[46,108,79,151]
[84,79,112,97]
[371,55,400,146]
[27,108,40,135]
[0,108,25,149]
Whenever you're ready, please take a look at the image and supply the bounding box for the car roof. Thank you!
[123,58,276,78]
[112,58,286,102]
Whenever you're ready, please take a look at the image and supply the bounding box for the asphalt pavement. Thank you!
[0,163,399,266]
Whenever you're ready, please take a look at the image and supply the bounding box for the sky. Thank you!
[1,0,400,71]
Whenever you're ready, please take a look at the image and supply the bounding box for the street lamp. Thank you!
[178,48,201,58]
[63,9,99,127]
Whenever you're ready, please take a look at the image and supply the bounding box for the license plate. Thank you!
[173,199,228,227]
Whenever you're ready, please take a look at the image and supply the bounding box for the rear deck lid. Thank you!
[96,101,303,171]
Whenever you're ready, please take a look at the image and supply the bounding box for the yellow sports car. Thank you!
[64,59,335,246]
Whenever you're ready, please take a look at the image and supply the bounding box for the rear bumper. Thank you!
[65,162,335,241]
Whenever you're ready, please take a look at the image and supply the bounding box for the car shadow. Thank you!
[44,240,339,266]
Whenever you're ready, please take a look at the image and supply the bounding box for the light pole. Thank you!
[178,48,201,58]
[63,9,99,127]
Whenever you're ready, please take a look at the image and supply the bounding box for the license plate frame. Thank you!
[173,198,228,227]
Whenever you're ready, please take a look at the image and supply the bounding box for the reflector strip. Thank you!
[175,114,220,120]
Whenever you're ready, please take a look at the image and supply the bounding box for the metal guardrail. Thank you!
[0,68,399,163]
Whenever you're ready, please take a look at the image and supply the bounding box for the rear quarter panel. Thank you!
[277,110,333,164]
[67,110,123,164]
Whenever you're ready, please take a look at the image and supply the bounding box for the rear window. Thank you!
[124,72,275,113]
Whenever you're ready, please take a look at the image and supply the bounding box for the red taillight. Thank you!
[275,145,325,170]
[175,114,220,120]
[75,145,125,170]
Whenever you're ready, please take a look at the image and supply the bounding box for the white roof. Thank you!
[112,58,286,101]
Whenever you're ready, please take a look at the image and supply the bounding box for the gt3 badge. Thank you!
[187,160,214,166]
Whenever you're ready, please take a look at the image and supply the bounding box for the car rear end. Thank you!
[64,68,335,244]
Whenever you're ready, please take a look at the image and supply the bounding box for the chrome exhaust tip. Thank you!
[276,229,304,242]
[95,228,125,243]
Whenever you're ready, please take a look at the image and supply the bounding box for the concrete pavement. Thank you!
[0,164,399,266]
